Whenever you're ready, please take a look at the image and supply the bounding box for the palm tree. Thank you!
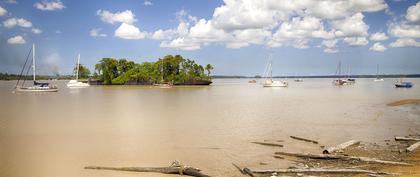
[205,64,213,77]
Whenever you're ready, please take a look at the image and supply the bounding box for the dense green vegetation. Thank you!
[93,55,213,85]
[72,64,91,79]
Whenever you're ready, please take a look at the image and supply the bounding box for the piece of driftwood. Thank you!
[407,141,420,152]
[274,151,411,166]
[85,161,210,177]
[252,142,283,147]
[273,155,285,159]
[395,136,420,141]
[248,168,394,175]
[290,136,318,144]
[323,140,360,154]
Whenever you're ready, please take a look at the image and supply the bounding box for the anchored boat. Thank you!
[262,54,288,87]
[67,53,90,88]
[15,44,58,92]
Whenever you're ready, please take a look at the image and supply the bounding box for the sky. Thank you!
[0,0,419,76]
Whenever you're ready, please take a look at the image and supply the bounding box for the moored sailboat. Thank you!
[333,61,348,86]
[374,64,384,82]
[262,55,288,87]
[15,44,58,92]
[67,53,90,88]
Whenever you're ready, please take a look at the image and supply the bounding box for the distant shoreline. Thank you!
[212,74,420,79]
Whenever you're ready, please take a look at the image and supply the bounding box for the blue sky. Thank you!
[0,0,419,76]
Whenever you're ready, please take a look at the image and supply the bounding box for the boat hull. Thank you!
[263,80,288,87]
[16,87,58,92]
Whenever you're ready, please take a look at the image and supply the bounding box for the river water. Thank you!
[1,78,420,177]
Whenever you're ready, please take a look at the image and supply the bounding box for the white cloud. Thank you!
[3,18,32,28]
[389,23,420,38]
[144,0,152,6]
[97,9,136,24]
[332,13,369,37]
[389,38,420,47]
[150,0,388,51]
[90,28,107,37]
[369,42,387,52]
[406,2,420,23]
[324,48,339,53]
[370,32,388,41]
[31,28,42,34]
[343,37,368,46]
[34,0,65,11]
[0,6,7,16]
[114,23,146,39]
[4,0,17,4]
[7,35,26,44]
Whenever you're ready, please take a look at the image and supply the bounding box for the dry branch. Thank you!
[407,141,420,152]
[85,161,210,177]
[323,140,360,154]
[290,136,319,144]
[252,142,283,147]
[395,136,420,141]
[248,168,394,175]
[274,151,411,166]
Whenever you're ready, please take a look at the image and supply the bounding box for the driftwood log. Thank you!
[247,168,394,175]
[275,151,411,166]
[252,142,283,147]
[407,141,420,152]
[290,136,318,144]
[395,136,420,141]
[323,140,360,154]
[85,161,210,177]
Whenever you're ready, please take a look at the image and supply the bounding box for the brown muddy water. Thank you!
[1,78,420,177]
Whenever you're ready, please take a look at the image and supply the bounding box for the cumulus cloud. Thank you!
[90,28,107,37]
[144,0,152,6]
[97,9,136,24]
[7,35,26,44]
[343,37,369,46]
[148,0,389,52]
[3,18,32,28]
[370,32,388,41]
[389,23,420,38]
[114,23,146,39]
[369,42,387,52]
[389,38,420,47]
[406,2,420,23]
[34,0,65,11]
[31,28,42,34]
[0,6,7,16]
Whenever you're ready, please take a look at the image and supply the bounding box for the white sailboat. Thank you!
[262,56,288,87]
[153,58,172,88]
[333,61,348,86]
[67,53,90,88]
[15,44,58,92]
[374,64,384,82]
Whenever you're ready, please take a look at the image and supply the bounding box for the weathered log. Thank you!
[395,136,420,141]
[85,161,210,177]
[232,163,245,175]
[323,140,360,154]
[407,141,420,152]
[274,151,411,166]
[249,168,394,175]
[290,136,319,144]
[252,142,283,147]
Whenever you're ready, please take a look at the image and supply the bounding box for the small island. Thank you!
[90,55,213,85]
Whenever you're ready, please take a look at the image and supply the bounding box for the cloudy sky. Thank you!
[0,0,419,76]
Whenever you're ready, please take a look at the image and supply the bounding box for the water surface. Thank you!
[1,78,420,176]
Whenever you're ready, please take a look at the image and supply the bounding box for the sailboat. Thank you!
[15,44,58,92]
[67,53,90,88]
[262,55,288,87]
[153,58,172,88]
[333,61,348,86]
[373,64,384,82]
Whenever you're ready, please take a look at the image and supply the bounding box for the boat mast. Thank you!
[161,59,164,82]
[32,43,36,81]
[76,53,80,81]
[376,64,379,77]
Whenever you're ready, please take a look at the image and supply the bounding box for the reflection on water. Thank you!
[1,78,420,176]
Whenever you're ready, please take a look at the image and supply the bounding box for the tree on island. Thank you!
[72,64,91,79]
[93,55,213,85]
[205,64,214,77]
